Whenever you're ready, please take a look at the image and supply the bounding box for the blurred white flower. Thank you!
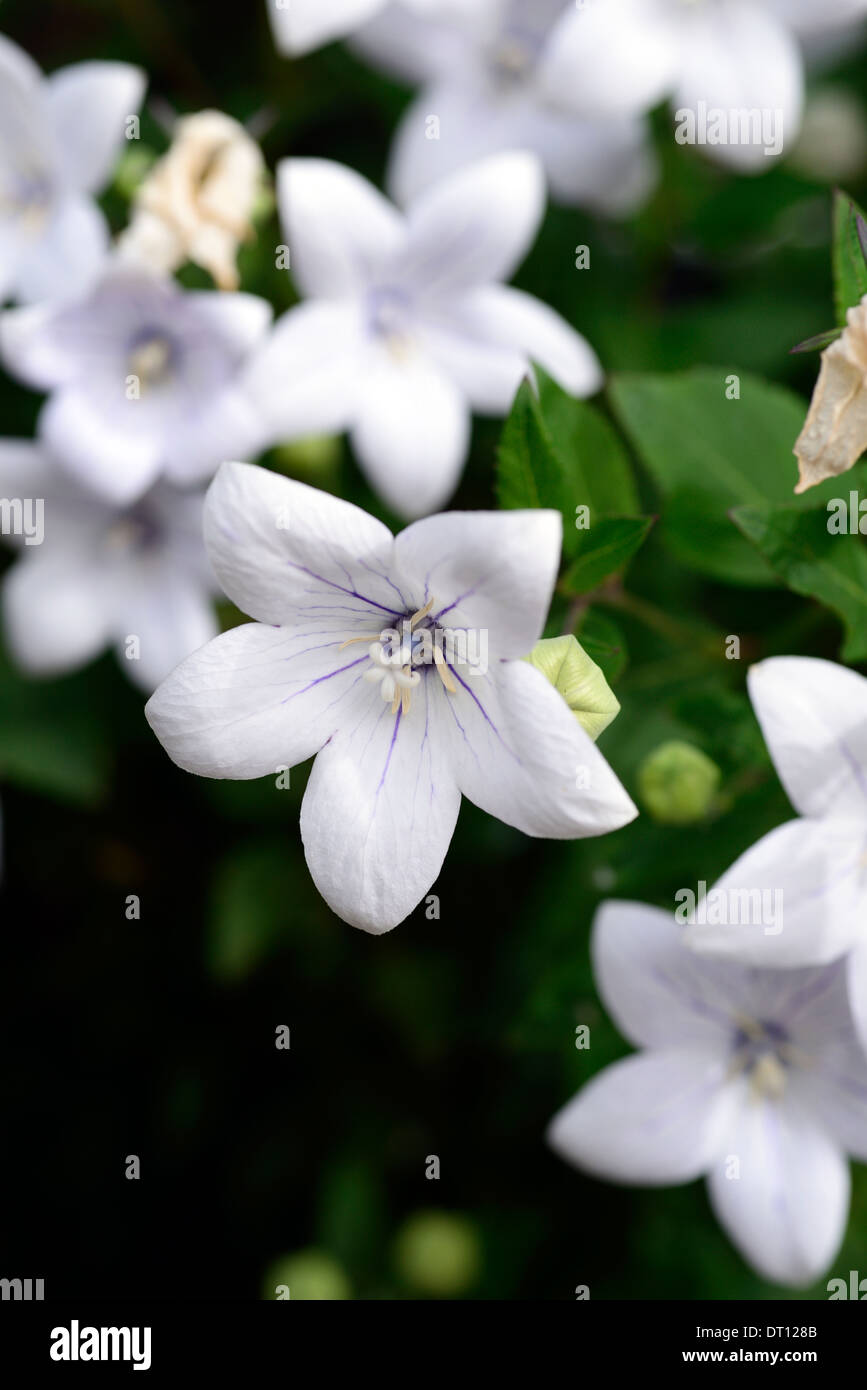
[145,462,636,933]
[549,899,867,1287]
[352,0,657,213]
[0,265,272,505]
[789,87,867,182]
[266,0,468,56]
[0,440,217,690]
[684,657,867,1050]
[0,34,145,302]
[245,152,601,518]
[542,0,867,171]
[117,109,265,291]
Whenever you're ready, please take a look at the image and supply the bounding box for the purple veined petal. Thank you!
[437,657,636,838]
[684,817,867,968]
[747,656,867,820]
[548,1047,734,1185]
[392,508,561,661]
[300,671,461,933]
[204,461,402,628]
[145,620,376,779]
[707,1085,849,1287]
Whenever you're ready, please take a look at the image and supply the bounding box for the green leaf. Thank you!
[496,372,641,561]
[563,516,655,594]
[495,377,564,512]
[536,368,640,526]
[732,501,867,660]
[608,368,836,586]
[832,189,867,326]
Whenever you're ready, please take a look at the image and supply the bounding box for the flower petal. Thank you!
[397,151,545,294]
[268,0,386,55]
[39,392,163,505]
[3,545,109,675]
[204,461,398,626]
[707,1090,849,1287]
[392,507,560,659]
[113,562,217,692]
[300,680,461,933]
[748,656,867,820]
[12,193,109,304]
[846,937,867,1061]
[442,659,637,838]
[184,290,272,359]
[592,900,747,1052]
[548,1048,732,1185]
[350,348,470,518]
[244,299,366,440]
[276,158,405,299]
[540,0,680,118]
[684,818,866,967]
[675,0,803,170]
[46,61,146,195]
[145,620,374,778]
[437,284,602,403]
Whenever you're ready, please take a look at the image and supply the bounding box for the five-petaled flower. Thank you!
[144,461,637,933]
[0,34,145,302]
[245,151,602,519]
[548,897,867,1287]
[0,265,272,505]
[684,657,867,1053]
[0,439,218,690]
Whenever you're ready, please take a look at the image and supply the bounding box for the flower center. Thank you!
[366,286,414,360]
[127,333,174,391]
[339,597,458,717]
[729,1017,809,1101]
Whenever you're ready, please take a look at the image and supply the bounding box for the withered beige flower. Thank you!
[794,298,867,493]
[118,110,265,291]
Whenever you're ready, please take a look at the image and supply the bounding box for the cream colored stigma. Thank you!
[128,337,172,390]
[728,1016,810,1102]
[339,596,456,716]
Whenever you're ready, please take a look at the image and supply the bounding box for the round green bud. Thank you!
[393,1211,481,1297]
[525,634,620,741]
[637,740,721,826]
[262,1248,351,1301]
[272,434,342,479]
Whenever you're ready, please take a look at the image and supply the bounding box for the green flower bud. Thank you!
[272,435,342,479]
[262,1248,351,1300]
[393,1211,481,1297]
[113,146,157,200]
[525,634,620,740]
[637,740,721,826]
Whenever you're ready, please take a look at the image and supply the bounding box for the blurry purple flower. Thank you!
[0,34,145,302]
[0,439,218,690]
[266,0,467,56]
[245,152,601,518]
[549,899,867,1287]
[145,462,636,933]
[0,265,272,505]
